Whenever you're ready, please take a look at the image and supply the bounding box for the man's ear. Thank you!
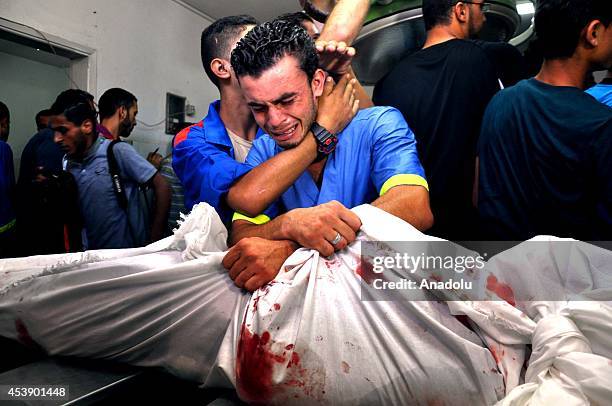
[119,106,127,120]
[311,68,326,97]
[453,2,468,23]
[211,58,232,81]
[81,119,94,136]
[585,20,603,47]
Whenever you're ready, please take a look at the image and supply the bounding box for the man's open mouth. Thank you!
[271,124,298,141]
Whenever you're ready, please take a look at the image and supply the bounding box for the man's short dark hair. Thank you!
[200,15,259,87]
[98,88,137,121]
[275,11,315,28]
[231,20,318,81]
[535,0,611,60]
[423,0,456,31]
[50,89,97,127]
[0,101,9,121]
[35,109,53,130]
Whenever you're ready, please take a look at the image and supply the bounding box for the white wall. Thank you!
[0,51,70,174]
[0,0,218,157]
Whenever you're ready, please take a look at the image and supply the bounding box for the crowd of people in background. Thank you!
[0,0,610,287]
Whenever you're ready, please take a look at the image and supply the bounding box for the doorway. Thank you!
[0,16,95,175]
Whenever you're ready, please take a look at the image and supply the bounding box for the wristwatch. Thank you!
[310,121,338,158]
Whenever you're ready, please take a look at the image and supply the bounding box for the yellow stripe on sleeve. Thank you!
[232,212,271,225]
[379,174,429,196]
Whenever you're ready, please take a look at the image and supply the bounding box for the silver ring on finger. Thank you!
[330,232,342,246]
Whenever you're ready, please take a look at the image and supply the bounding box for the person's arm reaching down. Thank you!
[318,0,370,45]
[315,40,374,108]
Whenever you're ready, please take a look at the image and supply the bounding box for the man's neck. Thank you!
[422,24,465,49]
[535,57,591,89]
[306,157,327,186]
[100,117,119,139]
[73,133,97,162]
[219,87,258,142]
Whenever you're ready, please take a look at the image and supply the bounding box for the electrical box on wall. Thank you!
[165,92,194,135]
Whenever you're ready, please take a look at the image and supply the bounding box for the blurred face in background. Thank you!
[0,117,9,142]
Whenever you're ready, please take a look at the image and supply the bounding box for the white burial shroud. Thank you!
[0,203,610,405]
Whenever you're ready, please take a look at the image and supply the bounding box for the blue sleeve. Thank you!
[113,142,157,184]
[369,108,428,195]
[172,128,251,213]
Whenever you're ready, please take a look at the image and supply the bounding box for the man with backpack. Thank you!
[51,90,170,249]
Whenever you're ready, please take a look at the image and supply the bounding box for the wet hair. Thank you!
[423,0,456,31]
[35,109,53,130]
[535,0,611,59]
[0,101,9,121]
[98,88,137,121]
[200,15,259,87]
[231,20,318,81]
[50,89,97,127]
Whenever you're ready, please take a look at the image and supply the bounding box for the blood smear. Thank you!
[486,275,516,307]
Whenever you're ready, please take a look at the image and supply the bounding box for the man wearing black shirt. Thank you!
[373,0,500,240]
[478,0,612,240]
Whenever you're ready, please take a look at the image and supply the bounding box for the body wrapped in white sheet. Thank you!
[0,203,610,405]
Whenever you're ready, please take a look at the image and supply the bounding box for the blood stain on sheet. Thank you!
[355,259,380,285]
[285,344,294,350]
[273,303,281,311]
[341,361,351,373]
[287,352,301,368]
[430,274,443,282]
[315,335,324,342]
[251,294,262,312]
[14,319,38,349]
[489,347,506,364]
[236,322,286,403]
[486,275,516,307]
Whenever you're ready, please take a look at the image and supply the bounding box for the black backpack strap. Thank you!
[107,139,128,210]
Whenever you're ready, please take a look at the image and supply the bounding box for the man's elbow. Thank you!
[227,188,263,218]
[418,208,434,232]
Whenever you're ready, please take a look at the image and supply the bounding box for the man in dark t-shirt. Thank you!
[373,0,501,240]
[478,0,612,241]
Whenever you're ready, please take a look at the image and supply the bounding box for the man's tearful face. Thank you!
[239,55,323,149]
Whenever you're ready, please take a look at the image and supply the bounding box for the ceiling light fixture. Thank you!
[516,2,535,16]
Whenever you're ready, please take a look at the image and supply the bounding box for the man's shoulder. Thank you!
[348,106,404,130]
[353,105,400,120]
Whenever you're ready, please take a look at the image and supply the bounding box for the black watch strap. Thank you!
[310,121,338,156]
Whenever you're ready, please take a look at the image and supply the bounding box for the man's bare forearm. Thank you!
[371,185,434,231]
[230,218,292,245]
[227,135,317,216]
[319,0,370,45]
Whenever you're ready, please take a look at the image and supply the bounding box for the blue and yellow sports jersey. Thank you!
[233,106,428,224]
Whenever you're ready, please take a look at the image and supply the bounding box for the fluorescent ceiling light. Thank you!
[516,2,535,16]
